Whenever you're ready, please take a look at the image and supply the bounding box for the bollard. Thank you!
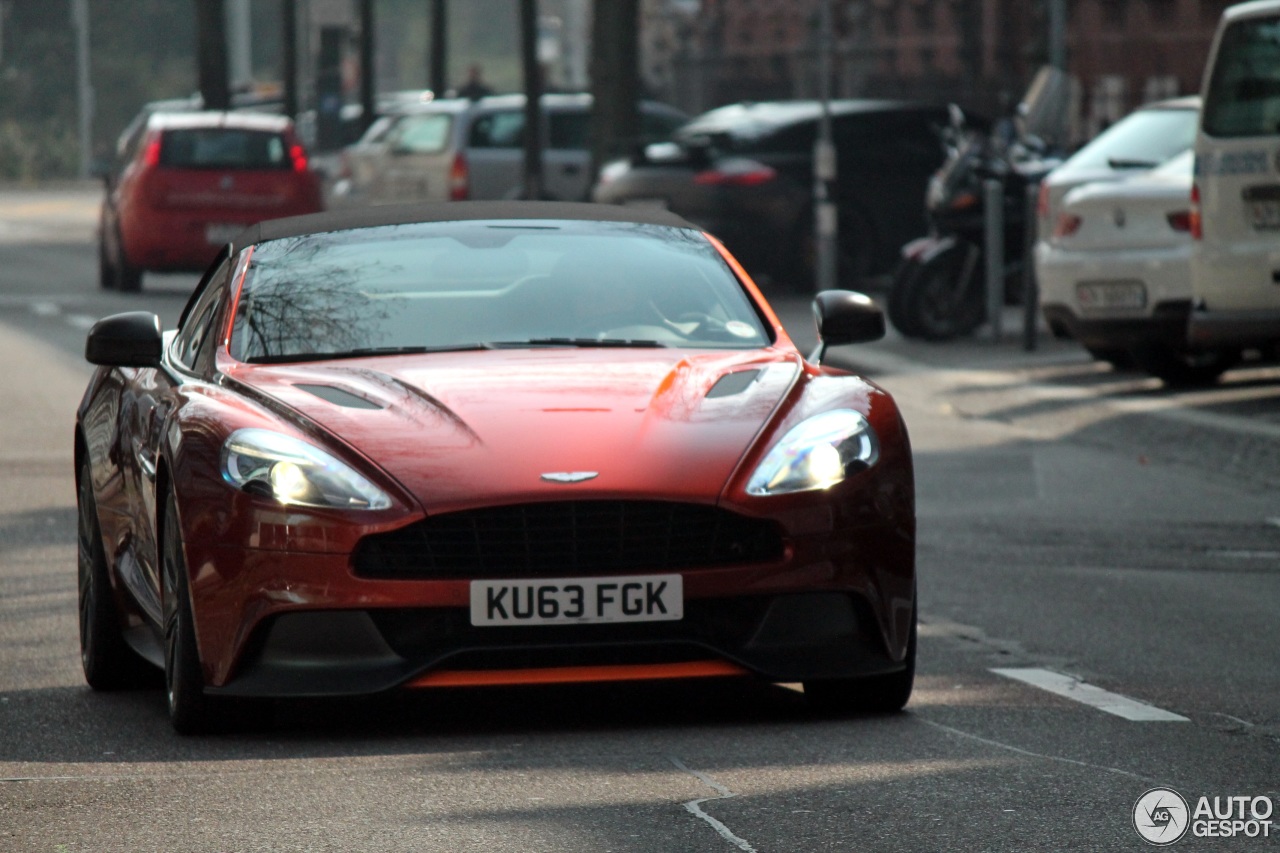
[1022,181,1041,351]
[984,179,1004,342]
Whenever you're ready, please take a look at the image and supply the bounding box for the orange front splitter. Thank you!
[408,659,749,688]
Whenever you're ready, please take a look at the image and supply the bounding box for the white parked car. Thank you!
[1038,151,1238,383]
[1036,96,1200,257]
[1188,0,1280,362]
[333,93,687,206]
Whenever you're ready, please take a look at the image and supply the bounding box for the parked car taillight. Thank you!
[449,152,469,201]
[143,137,161,169]
[1189,183,1202,240]
[692,161,776,187]
[290,144,309,173]
[1166,210,1193,233]
[1053,213,1082,239]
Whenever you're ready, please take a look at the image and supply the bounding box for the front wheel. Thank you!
[804,606,916,715]
[893,242,985,341]
[78,459,154,690]
[162,492,223,734]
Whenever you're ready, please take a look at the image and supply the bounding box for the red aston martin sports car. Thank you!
[75,201,915,734]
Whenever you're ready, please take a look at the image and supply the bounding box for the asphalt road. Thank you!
[1,186,1278,852]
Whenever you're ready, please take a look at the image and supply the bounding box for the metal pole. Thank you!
[1022,182,1041,351]
[984,178,1004,341]
[430,0,447,95]
[71,0,93,179]
[1048,0,1067,70]
[814,0,837,293]
[359,0,376,133]
[226,0,252,90]
[520,0,544,200]
[282,0,298,118]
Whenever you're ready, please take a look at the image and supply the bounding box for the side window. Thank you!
[468,111,525,149]
[393,114,452,154]
[172,254,235,372]
[640,111,686,144]
[548,111,590,149]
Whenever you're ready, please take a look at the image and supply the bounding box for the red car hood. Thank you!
[226,348,803,513]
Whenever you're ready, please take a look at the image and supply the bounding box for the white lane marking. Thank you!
[66,314,97,330]
[919,719,1158,783]
[30,302,59,317]
[669,756,756,853]
[1210,550,1280,560]
[992,668,1189,722]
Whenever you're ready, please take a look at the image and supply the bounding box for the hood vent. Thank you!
[294,383,384,410]
[705,369,761,399]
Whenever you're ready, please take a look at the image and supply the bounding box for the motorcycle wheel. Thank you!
[896,242,986,342]
[886,261,924,338]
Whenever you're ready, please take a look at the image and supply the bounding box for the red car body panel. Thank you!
[76,203,915,709]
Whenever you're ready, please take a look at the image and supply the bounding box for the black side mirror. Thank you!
[809,290,884,365]
[85,312,162,367]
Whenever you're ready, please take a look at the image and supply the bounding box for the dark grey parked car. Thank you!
[592,100,951,291]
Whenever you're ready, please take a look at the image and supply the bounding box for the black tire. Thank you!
[804,604,917,716]
[895,242,986,341]
[111,228,143,293]
[1084,346,1136,371]
[1130,344,1237,387]
[162,491,222,735]
[97,239,117,291]
[77,459,155,690]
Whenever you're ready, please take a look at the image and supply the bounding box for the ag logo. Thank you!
[1134,787,1190,845]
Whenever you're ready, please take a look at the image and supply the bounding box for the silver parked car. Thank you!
[333,93,687,205]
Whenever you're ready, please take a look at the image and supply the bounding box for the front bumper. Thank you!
[210,591,904,698]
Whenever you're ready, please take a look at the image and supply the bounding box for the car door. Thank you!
[463,108,528,198]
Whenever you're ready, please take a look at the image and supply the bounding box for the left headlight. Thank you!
[746,409,880,496]
[222,428,392,510]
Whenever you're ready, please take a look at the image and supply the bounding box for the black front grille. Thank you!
[353,500,785,579]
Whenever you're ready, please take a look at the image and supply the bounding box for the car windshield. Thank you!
[1061,107,1198,171]
[229,219,771,363]
[160,128,293,170]
[1203,15,1280,137]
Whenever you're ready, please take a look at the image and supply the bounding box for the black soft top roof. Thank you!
[235,201,700,248]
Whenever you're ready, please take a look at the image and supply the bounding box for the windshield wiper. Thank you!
[494,337,670,349]
[1107,157,1159,169]
[245,343,493,364]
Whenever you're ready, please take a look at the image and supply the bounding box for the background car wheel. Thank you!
[1129,343,1237,387]
[78,460,154,690]
[1084,346,1136,371]
[112,230,143,293]
[804,604,916,715]
[97,240,117,291]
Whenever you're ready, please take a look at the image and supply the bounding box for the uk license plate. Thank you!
[1247,199,1280,230]
[470,574,683,626]
[1076,280,1146,313]
[204,223,244,244]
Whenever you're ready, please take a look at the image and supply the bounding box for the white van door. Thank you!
[1193,7,1280,324]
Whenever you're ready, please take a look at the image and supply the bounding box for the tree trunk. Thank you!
[194,0,230,110]
[589,0,640,189]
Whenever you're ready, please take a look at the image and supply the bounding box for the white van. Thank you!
[1189,0,1280,358]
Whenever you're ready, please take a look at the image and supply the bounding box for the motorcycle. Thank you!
[887,105,1061,341]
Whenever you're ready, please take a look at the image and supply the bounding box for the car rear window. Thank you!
[1062,108,1198,170]
[390,113,452,153]
[1203,15,1280,138]
[159,129,292,170]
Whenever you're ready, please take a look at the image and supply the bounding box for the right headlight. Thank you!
[746,409,880,496]
[222,428,392,510]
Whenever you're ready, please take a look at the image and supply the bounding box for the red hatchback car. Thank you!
[98,111,324,292]
[76,202,915,733]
